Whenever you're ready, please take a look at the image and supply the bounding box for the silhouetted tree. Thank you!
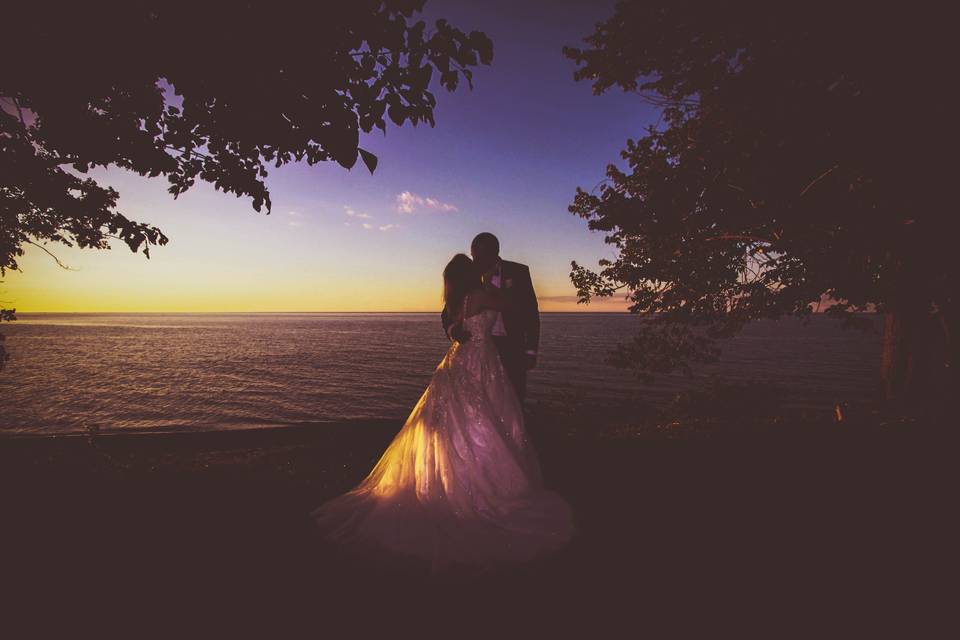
[0,0,492,370]
[562,2,957,412]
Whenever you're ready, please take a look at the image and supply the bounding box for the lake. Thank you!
[0,312,884,435]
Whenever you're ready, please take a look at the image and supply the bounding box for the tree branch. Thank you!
[24,239,77,270]
[704,234,774,244]
[799,164,839,197]
[164,144,213,161]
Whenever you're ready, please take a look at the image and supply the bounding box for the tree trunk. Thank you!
[879,243,936,414]
[880,309,914,404]
[880,301,953,421]
[880,214,956,421]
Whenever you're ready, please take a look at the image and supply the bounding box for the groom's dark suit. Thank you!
[441,259,540,402]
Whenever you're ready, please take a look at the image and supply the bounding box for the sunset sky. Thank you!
[3,0,659,313]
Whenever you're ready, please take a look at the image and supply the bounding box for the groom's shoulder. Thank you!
[501,259,530,273]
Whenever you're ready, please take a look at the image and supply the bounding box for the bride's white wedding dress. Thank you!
[310,296,577,573]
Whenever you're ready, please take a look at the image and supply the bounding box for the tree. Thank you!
[0,0,493,370]
[562,2,957,410]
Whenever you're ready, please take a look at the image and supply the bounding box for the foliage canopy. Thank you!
[563,2,956,390]
[0,0,493,369]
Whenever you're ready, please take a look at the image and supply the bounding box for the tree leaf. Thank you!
[358,148,378,174]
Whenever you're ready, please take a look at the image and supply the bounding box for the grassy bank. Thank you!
[0,408,953,634]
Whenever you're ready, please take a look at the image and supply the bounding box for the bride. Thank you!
[310,253,578,574]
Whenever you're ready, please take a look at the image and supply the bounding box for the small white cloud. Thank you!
[287,220,302,227]
[362,223,373,230]
[287,210,302,217]
[379,224,398,231]
[395,191,458,214]
[344,205,371,219]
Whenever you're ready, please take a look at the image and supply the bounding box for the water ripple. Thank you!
[0,312,883,435]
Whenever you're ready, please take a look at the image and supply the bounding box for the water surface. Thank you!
[0,312,883,435]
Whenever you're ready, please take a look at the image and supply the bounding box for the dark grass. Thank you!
[0,410,955,635]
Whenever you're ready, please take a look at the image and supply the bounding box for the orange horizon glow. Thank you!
[0,239,633,314]
[1,240,859,315]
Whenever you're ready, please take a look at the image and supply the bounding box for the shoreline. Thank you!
[0,417,402,441]
[0,395,912,444]
[0,404,936,465]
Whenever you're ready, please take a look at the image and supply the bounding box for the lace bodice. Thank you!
[461,295,498,343]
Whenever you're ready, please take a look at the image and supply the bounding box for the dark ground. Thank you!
[1,410,955,636]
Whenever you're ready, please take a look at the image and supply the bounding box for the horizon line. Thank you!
[7,309,632,314]
[4,309,877,315]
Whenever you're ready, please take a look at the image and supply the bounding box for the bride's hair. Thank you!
[443,253,481,315]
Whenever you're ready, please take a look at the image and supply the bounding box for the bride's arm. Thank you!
[445,302,469,342]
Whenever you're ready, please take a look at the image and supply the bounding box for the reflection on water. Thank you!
[0,312,883,435]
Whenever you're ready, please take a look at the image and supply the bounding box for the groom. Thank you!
[442,232,540,402]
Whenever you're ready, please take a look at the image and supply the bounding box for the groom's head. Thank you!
[470,232,500,271]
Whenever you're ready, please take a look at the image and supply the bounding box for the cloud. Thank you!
[287,210,302,217]
[395,191,458,214]
[379,224,398,231]
[287,220,302,227]
[362,223,373,230]
[344,205,371,219]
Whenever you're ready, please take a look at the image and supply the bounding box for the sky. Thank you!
[3,0,661,313]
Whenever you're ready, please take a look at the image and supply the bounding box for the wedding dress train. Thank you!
[310,300,577,573]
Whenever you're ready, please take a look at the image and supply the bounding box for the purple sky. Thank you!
[10,0,661,312]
